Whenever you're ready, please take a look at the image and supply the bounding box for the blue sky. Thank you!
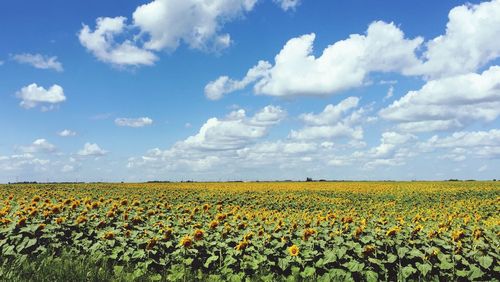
[1,0,499,182]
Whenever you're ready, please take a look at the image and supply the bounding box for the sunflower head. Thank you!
[180,235,193,248]
[289,244,299,256]
[193,229,204,240]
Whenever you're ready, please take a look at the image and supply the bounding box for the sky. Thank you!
[0,0,499,182]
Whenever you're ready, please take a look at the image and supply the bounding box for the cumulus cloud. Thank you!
[379,66,500,132]
[79,0,280,67]
[419,129,500,160]
[406,0,500,78]
[18,139,57,154]
[273,0,301,11]
[206,0,500,100]
[289,97,365,141]
[0,153,50,171]
[132,0,257,51]
[206,21,423,99]
[205,61,271,100]
[12,53,63,72]
[58,129,77,137]
[79,17,158,67]
[77,143,108,156]
[181,105,285,151]
[352,131,417,170]
[16,83,66,110]
[127,105,285,172]
[115,117,153,127]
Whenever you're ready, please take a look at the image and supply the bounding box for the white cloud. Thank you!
[273,0,301,11]
[58,129,77,137]
[289,97,365,141]
[16,83,66,110]
[353,131,417,170]
[206,21,423,98]
[115,117,153,127]
[79,17,158,67]
[299,97,359,126]
[205,61,271,100]
[0,60,5,66]
[379,66,500,132]
[18,139,56,154]
[12,53,63,72]
[127,105,285,172]
[132,0,257,51]
[406,0,500,78]
[80,0,265,67]
[182,105,285,151]
[384,86,394,100]
[77,143,108,156]
[419,129,500,160]
[61,164,75,172]
[0,153,50,171]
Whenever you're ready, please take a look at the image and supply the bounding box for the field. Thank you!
[0,181,498,281]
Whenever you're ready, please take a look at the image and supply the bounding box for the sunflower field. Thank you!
[0,181,498,281]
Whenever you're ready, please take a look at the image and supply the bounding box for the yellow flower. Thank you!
[362,245,375,256]
[302,228,316,241]
[16,217,27,227]
[386,226,400,237]
[451,229,465,242]
[103,231,115,240]
[235,240,249,251]
[193,229,204,240]
[75,215,87,224]
[180,235,193,248]
[289,244,299,256]
[146,237,157,250]
[209,220,219,229]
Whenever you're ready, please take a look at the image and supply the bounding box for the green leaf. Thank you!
[416,262,432,277]
[132,249,146,259]
[397,247,409,258]
[301,267,316,278]
[113,265,124,275]
[184,258,194,266]
[365,270,378,282]
[468,265,484,280]
[478,255,493,269]
[408,248,424,259]
[324,250,337,264]
[150,274,162,281]
[439,260,454,270]
[387,254,397,263]
[346,261,364,272]
[291,266,300,276]
[336,247,347,259]
[204,255,219,268]
[278,258,289,271]
[401,266,416,279]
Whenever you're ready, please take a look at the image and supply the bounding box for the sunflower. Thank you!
[193,229,204,240]
[146,237,157,250]
[55,217,65,224]
[302,228,316,241]
[103,231,114,240]
[180,235,193,248]
[451,229,465,242]
[386,226,400,237]
[235,240,249,251]
[16,217,27,228]
[289,244,299,256]
[209,220,219,229]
